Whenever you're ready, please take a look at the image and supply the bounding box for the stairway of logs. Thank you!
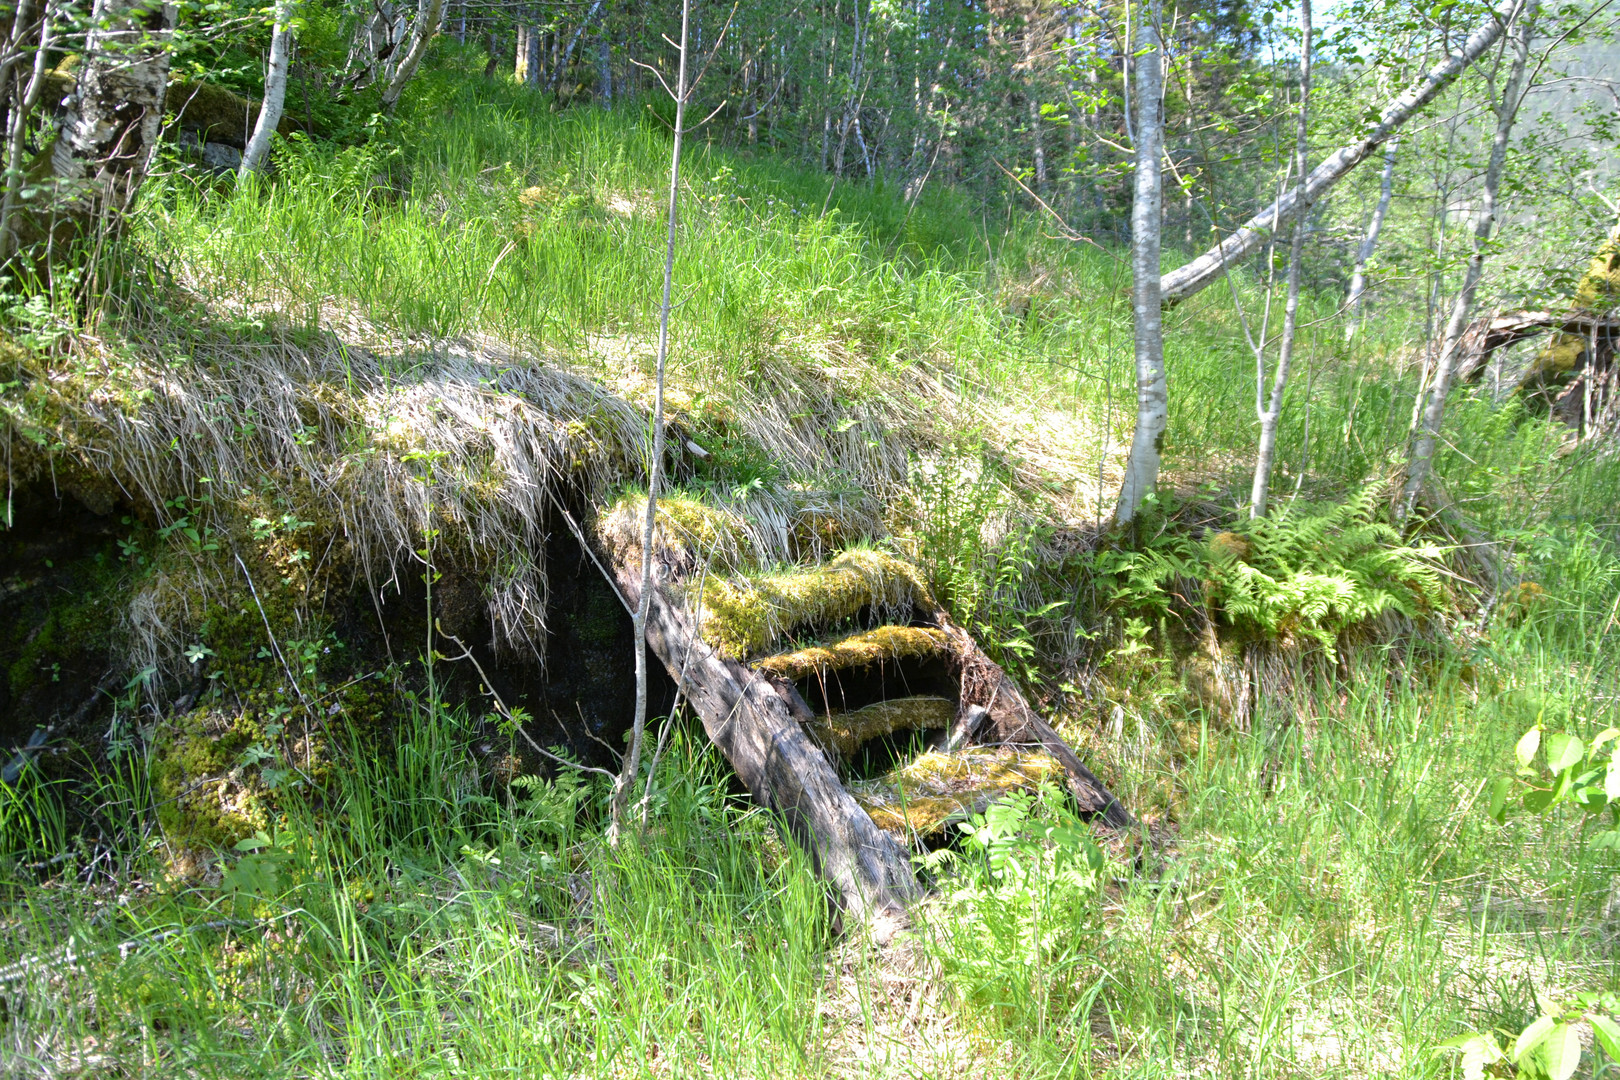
[595,518,1130,924]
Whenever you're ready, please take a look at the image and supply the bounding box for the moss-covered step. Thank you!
[755,625,951,680]
[850,746,1066,838]
[697,549,931,658]
[804,695,954,759]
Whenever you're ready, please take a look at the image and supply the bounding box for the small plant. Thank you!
[921,785,1105,1032]
[1438,993,1620,1080]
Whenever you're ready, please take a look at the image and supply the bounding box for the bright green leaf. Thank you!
[1516,727,1543,769]
[1545,733,1584,776]
[1515,1015,1557,1062]
[1590,1015,1620,1063]
[1544,1022,1581,1080]
[1488,776,1513,823]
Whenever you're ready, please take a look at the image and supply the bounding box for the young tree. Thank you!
[1402,0,1538,518]
[1114,0,1166,527]
[1344,138,1398,341]
[1249,0,1312,519]
[240,0,298,177]
[609,0,689,842]
[380,0,446,112]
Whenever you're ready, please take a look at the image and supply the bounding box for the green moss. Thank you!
[849,746,1065,838]
[756,625,950,681]
[152,707,271,848]
[805,695,954,759]
[1573,237,1620,311]
[699,548,931,658]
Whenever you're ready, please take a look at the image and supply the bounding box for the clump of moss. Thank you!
[699,548,931,658]
[806,695,954,759]
[1573,236,1620,311]
[151,707,272,848]
[599,490,750,568]
[849,746,1064,838]
[757,625,949,681]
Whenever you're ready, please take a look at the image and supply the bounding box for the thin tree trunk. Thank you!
[240,0,296,177]
[1344,138,1398,342]
[526,19,542,86]
[608,0,689,843]
[0,2,53,263]
[1114,0,1165,527]
[1249,0,1312,519]
[516,22,528,81]
[379,0,445,112]
[1403,0,1537,519]
[1160,1,1518,306]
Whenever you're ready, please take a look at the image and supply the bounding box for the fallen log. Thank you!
[1451,309,1619,388]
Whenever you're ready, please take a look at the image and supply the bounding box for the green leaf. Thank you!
[1523,787,1555,813]
[1516,728,1543,769]
[1545,733,1584,776]
[1515,1015,1557,1062]
[1544,1022,1581,1080]
[1590,1014,1620,1063]
[1606,753,1620,802]
[1488,776,1514,823]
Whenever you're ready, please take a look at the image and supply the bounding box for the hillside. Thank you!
[1,39,1619,1080]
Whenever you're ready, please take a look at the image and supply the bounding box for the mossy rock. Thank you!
[757,625,950,681]
[805,695,954,759]
[168,79,299,148]
[849,746,1065,838]
[151,706,272,848]
[699,549,931,658]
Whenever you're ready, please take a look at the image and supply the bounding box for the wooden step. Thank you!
[851,746,1066,839]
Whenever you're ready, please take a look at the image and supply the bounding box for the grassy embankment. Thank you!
[2,65,1619,1078]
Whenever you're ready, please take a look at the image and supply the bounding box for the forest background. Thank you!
[0,0,1617,1076]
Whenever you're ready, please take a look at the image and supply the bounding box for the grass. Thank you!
[3,52,1620,1079]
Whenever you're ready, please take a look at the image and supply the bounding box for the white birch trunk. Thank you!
[1344,138,1398,342]
[1402,0,1537,519]
[608,0,689,841]
[1160,2,1517,306]
[49,0,175,221]
[240,0,296,177]
[1113,0,1166,527]
[1249,0,1312,519]
[379,0,445,112]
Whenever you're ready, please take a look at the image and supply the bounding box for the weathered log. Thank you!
[938,620,1133,829]
[606,557,923,922]
[1452,309,1619,388]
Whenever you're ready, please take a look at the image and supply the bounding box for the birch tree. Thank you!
[1113,0,1166,528]
[1249,0,1312,519]
[608,0,689,842]
[240,0,297,177]
[44,0,173,233]
[380,0,446,113]
[1344,138,1398,342]
[1402,0,1537,519]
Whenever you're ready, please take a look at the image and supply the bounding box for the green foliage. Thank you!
[1097,486,1447,658]
[919,785,1105,1035]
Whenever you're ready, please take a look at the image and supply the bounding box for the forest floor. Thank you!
[2,63,1619,1078]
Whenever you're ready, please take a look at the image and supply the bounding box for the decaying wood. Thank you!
[596,535,1132,921]
[1452,309,1619,388]
[607,555,923,922]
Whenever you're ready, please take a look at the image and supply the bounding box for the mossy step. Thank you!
[698,549,930,658]
[849,746,1065,838]
[804,695,954,759]
[756,625,951,681]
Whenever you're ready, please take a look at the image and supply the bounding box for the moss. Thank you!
[1573,236,1620,312]
[758,625,949,681]
[699,548,931,657]
[167,79,297,147]
[806,695,954,758]
[152,707,271,848]
[849,746,1065,837]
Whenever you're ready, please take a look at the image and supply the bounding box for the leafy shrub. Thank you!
[919,786,1105,1033]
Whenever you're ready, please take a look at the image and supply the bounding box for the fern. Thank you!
[1207,485,1446,657]
[1099,485,1448,658]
